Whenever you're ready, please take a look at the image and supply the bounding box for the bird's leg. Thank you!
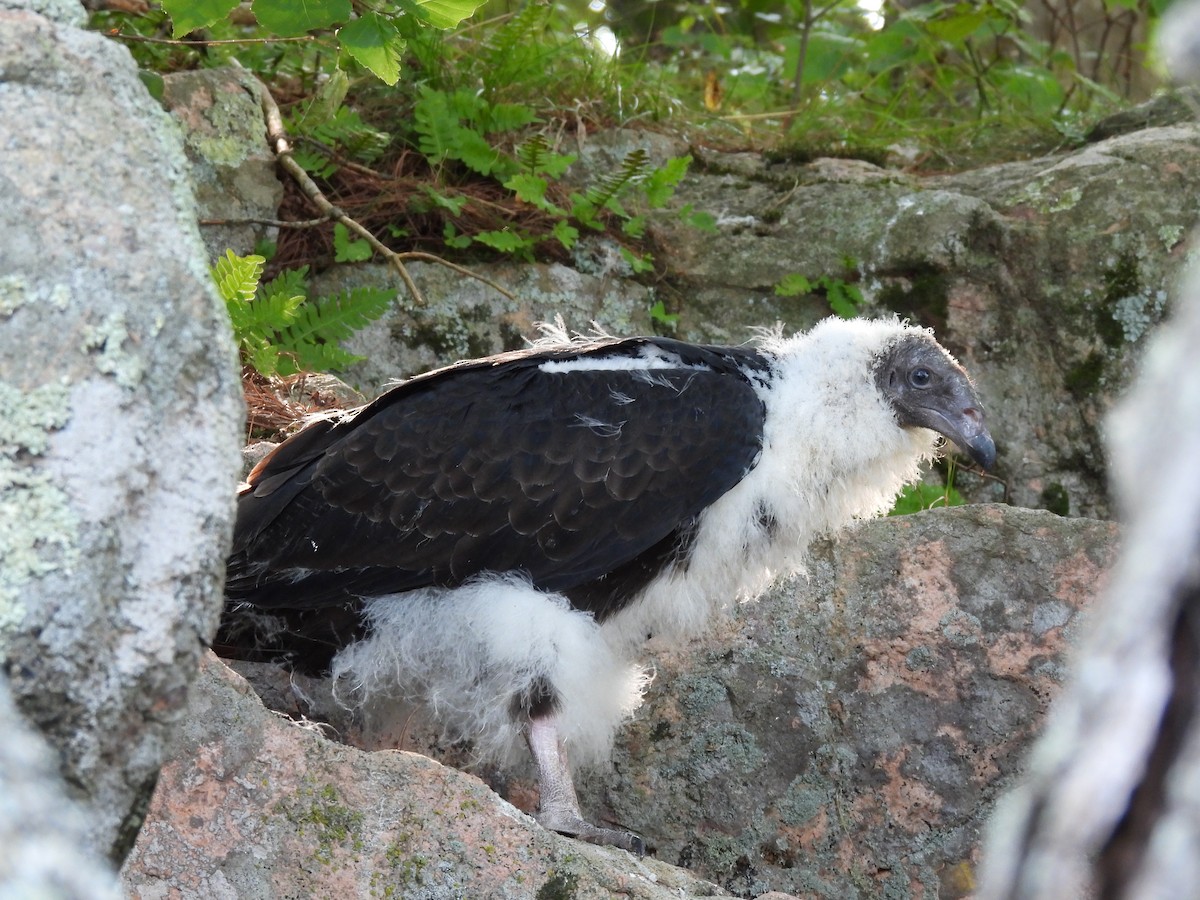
[526,715,645,855]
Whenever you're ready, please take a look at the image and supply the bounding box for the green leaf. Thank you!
[413,87,458,163]
[550,220,578,250]
[138,70,165,102]
[482,103,539,134]
[473,230,531,254]
[678,204,716,232]
[340,13,405,86]
[212,250,265,304]
[997,64,1064,116]
[163,0,239,36]
[442,222,473,249]
[333,223,374,262]
[504,173,564,214]
[827,279,864,318]
[619,247,654,274]
[649,300,679,327]
[452,127,501,176]
[642,156,690,207]
[774,274,812,297]
[422,186,469,215]
[925,10,991,44]
[412,0,482,29]
[889,482,964,516]
[252,0,351,36]
[570,194,603,230]
[299,69,350,128]
[505,173,548,206]
[798,30,860,83]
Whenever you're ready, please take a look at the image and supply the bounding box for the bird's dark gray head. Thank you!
[874,334,996,470]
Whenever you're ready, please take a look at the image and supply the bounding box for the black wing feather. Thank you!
[226,339,767,621]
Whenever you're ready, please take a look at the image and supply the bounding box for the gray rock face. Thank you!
[127,506,1116,898]
[319,258,656,397]
[575,505,1117,898]
[0,3,243,863]
[121,653,754,900]
[161,67,284,261]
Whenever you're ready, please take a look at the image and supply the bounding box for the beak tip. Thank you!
[966,433,997,471]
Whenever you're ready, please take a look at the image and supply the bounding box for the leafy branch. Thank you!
[252,78,517,307]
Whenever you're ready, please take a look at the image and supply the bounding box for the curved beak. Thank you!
[918,402,996,471]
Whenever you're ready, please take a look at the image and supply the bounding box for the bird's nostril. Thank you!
[963,407,982,423]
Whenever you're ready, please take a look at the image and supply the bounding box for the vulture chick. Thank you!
[220,316,995,854]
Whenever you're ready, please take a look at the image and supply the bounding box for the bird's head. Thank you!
[874,334,996,471]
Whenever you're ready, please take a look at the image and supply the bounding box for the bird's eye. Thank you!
[909,367,932,388]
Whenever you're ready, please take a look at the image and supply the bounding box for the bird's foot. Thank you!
[525,714,646,855]
[536,809,646,856]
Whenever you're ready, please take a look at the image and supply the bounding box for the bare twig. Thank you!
[200,216,329,229]
[253,78,519,308]
[392,251,516,300]
[110,30,317,46]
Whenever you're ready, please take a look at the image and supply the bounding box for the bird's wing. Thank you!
[228,341,765,609]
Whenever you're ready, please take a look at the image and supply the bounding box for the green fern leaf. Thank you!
[421,186,469,215]
[453,127,501,176]
[515,135,575,177]
[290,341,363,374]
[516,134,549,173]
[286,288,391,344]
[774,274,813,297]
[480,3,550,88]
[550,220,579,250]
[212,250,264,304]
[586,148,650,211]
[481,103,538,134]
[413,87,459,163]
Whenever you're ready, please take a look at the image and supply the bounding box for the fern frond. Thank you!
[480,3,551,87]
[585,148,650,211]
[212,250,264,304]
[413,86,459,163]
[481,102,538,134]
[275,287,393,372]
[516,134,550,173]
[291,106,391,176]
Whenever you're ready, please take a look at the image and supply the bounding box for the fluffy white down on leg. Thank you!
[330,575,648,765]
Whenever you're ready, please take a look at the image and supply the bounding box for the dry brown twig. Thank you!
[252,78,519,309]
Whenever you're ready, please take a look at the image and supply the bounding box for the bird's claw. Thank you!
[536,810,646,856]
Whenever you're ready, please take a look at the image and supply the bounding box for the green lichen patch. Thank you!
[82,311,146,390]
[0,277,72,319]
[0,380,79,645]
[0,275,28,318]
[778,778,826,827]
[278,781,366,866]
